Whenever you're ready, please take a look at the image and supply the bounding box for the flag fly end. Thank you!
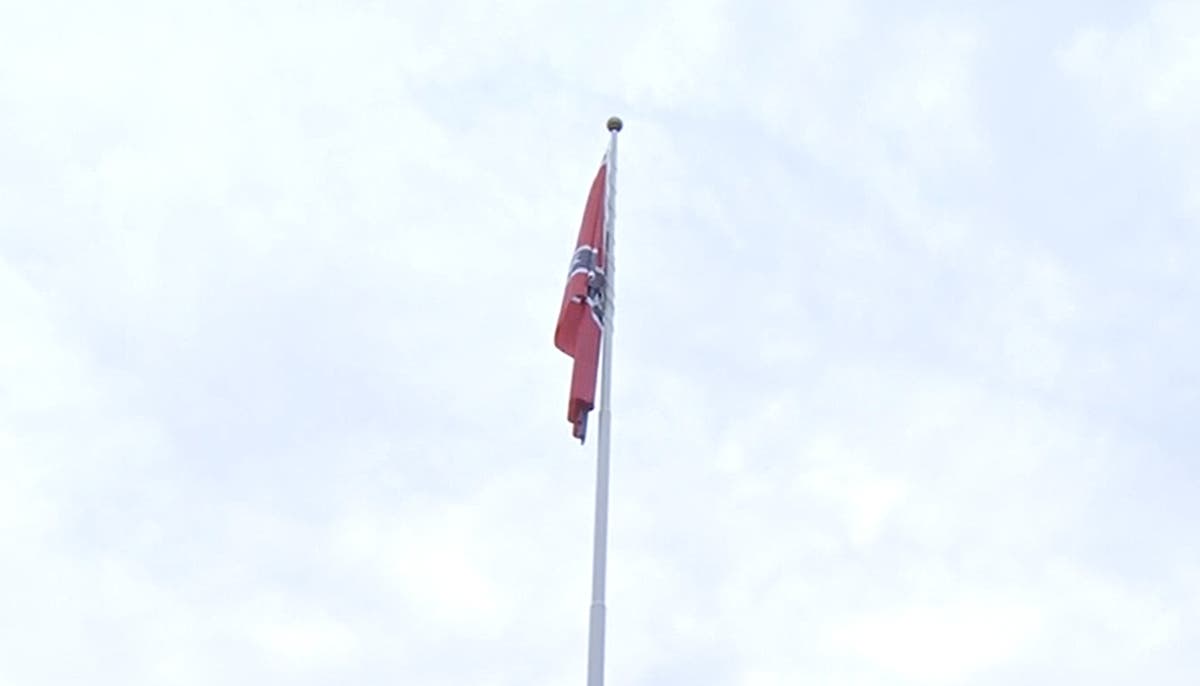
[576,413,588,443]
[554,136,612,444]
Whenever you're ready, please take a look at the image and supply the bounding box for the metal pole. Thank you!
[587,116,622,686]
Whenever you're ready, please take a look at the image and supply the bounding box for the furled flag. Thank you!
[554,156,609,442]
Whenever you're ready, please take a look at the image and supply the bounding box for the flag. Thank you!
[554,155,609,442]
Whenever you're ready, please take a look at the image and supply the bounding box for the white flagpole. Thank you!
[587,115,622,686]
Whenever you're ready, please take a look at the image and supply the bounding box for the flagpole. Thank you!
[587,115,622,686]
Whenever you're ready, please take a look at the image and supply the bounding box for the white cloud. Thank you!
[2,1,1199,684]
[1057,2,1200,133]
[828,598,1044,683]
[244,606,362,672]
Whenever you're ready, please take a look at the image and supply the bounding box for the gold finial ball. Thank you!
[607,116,624,132]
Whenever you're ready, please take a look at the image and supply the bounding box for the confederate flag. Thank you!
[554,156,609,442]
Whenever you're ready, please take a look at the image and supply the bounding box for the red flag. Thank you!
[554,158,609,442]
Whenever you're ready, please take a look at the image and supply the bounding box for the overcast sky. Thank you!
[3,1,1200,684]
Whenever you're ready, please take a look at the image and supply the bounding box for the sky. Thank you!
[2,0,1199,684]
